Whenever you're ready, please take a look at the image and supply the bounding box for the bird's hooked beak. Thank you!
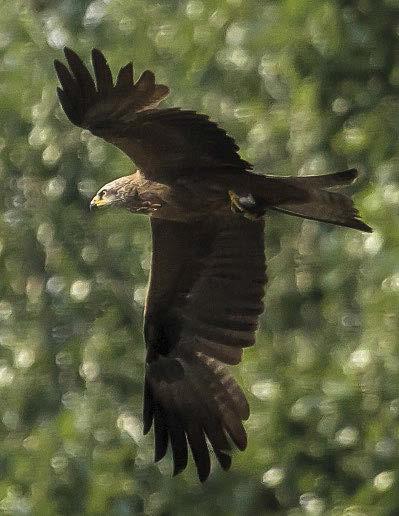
[90,195,106,210]
[90,194,109,210]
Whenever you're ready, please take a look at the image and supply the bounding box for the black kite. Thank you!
[54,48,371,481]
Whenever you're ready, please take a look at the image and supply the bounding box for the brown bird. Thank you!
[54,47,371,482]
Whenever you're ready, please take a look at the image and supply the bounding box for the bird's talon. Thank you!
[228,191,262,220]
[228,191,244,213]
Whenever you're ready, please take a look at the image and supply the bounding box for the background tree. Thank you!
[0,0,398,514]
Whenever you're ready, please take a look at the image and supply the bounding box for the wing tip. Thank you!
[91,47,104,64]
[199,473,210,483]
[53,59,70,81]
[216,451,232,471]
[53,60,63,82]
[241,403,250,422]
[337,167,358,186]
[63,46,75,61]
[173,463,187,477]
[346,167,358,179]
[154,447,168,463]
[143,422,152,435]
[354,219,373,233]
[236,434,248,451]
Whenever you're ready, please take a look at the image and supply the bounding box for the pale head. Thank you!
[90,175,136,210]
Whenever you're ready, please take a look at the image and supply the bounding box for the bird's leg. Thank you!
[228,191,264,220]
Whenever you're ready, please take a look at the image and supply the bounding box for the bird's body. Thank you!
[55,48,371,482]
[126,170,229,221]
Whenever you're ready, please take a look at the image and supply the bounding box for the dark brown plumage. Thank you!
[54,48,371,482]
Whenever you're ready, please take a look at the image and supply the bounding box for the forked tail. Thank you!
[233,168,372,233]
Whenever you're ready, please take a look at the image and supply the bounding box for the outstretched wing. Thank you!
[54,48,251,178]
[143,216,266,481]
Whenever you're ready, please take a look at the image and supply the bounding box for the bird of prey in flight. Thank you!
[54,48,371,482]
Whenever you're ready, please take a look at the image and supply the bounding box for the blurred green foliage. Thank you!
[0,0,398,514]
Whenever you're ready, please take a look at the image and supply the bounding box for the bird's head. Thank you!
[90,175,135,210]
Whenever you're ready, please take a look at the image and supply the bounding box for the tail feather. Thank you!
[271,205,372,232]
[271,187,372,232]
[236,168,371,232]
[279,168,358,189]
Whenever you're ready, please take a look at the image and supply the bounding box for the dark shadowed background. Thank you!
[0,0,398,514]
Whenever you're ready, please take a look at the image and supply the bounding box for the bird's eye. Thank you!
[99,189,106,199]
